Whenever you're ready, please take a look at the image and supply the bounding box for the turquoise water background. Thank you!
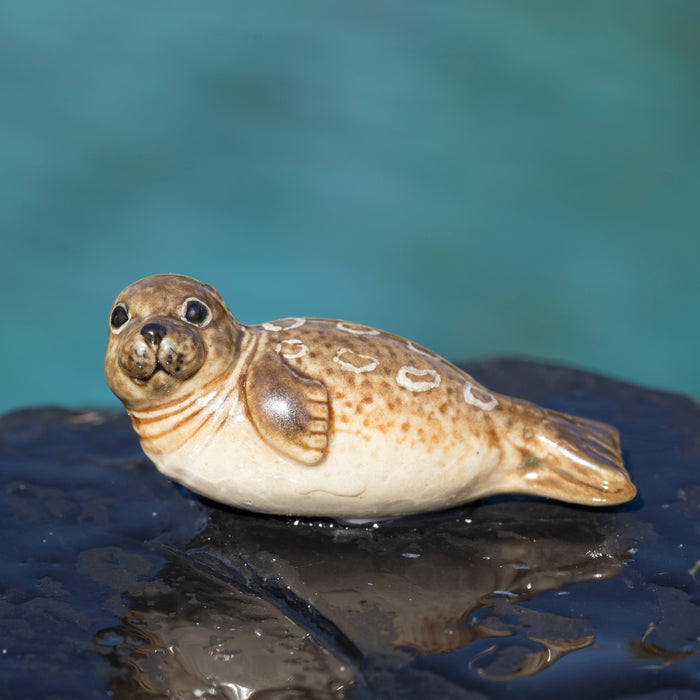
[2,1,699,414]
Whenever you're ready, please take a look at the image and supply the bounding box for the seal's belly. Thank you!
[145,412,504,518]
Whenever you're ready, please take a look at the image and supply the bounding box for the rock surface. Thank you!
[1,358,699,699]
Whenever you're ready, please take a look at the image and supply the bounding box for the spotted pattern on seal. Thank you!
[260,318,498,411]
[257,316,500,451]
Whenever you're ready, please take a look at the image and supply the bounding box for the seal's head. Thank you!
[105,274,240,410]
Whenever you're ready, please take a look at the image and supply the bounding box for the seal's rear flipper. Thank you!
[510,408,636,506]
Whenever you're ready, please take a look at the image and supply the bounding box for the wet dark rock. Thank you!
[1,358,699,699]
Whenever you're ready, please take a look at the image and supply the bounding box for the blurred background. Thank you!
[1,0,698,414]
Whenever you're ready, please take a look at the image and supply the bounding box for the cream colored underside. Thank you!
[134,373,506,518]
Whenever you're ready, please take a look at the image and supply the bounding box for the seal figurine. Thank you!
[105,274,637,518]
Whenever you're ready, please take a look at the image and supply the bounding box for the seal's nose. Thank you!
[140,322,167,346]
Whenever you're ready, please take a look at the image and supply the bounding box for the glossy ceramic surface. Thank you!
[105,275,636,517]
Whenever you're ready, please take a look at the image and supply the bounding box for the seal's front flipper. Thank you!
[245,351,330,465]
[509,408,636,506]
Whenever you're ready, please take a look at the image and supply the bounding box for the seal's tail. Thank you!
[508,407,637,506]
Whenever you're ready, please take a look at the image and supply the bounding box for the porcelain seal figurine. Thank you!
[105,274,637,518]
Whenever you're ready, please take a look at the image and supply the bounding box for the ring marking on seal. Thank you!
[263,318,306,331]
[336,322,380,336]
[276,339,308,359]
[333,348,380,373]
[463,382,498,410]
[396,366,441,392]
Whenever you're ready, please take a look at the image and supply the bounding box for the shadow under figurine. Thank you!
[104,274,636,519]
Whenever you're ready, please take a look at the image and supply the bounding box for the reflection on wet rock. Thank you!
[467,597,596,680]
[2,359,700,698]
[628,587,700,671]
[469,634,595,681]
[629,635,698,671]
[194,500,635,666]
[100,557,355,699]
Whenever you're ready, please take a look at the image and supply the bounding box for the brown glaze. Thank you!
[105,275,240,411]
[245,347,330,464]
[105,274,637,518]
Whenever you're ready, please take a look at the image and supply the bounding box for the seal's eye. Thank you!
[182,298,211,327]
[110,303,129,331]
